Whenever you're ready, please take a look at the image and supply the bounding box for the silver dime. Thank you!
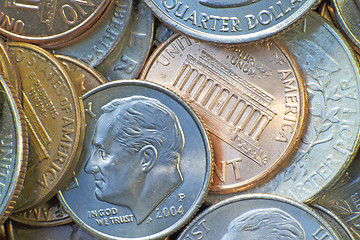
[142,0,318,44]
[59,80,212,239]
[178,194,340,239]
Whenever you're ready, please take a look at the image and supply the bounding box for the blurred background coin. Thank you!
[142,0,319,44]
[141,34,307,193]
[95,0,154,80]
[59,80,212,239]
[8,42,85,213]
[177,194,341,239]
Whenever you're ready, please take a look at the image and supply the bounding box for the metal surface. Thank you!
[54,0,133,67]
[142,0,318,44]
[0,74,27,224]
[59,80,212,239]
[56,55,106,96]
[0,0,112,45]
[95,0,154,80]
[8,42,85,213]
[206,12,360,204]
[141,34,307,193]
[177,194,340,239]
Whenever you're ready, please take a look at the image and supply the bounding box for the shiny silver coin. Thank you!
[143,0,318,44]
[96,0,154,80]
[59,80,212,239]
[54,0,133,67]
[178,194,340,239]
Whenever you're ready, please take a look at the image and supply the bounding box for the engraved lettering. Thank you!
[312,227,334,240]
[0,12,24,34]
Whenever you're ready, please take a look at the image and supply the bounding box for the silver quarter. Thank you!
[59,80,212,239]
[143,0,318,44]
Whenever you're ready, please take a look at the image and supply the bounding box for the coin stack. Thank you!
[0,0,359,239]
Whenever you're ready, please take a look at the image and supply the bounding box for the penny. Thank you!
[312,204,355,240]
[0,74,27,224]
[59,80,212,239]
[142,0,318,44]
[0,39,21,100]
[10,196,71,227]
[6,220,102,240]
[56,55,106,96]
[206,12,360,204]
[53,0,133,67]
[177,194,340,239]
[331,0,360,54]
[141,34,307,193]
[0,0,112,46]
[95,0,154,80]
[8,42,85,212]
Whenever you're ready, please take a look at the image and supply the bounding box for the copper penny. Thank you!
[141,34,307,193]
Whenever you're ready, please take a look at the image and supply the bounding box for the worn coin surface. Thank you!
[10,196,71,227]
[54,0,132,67]
[96,0,154,80]
[8,42,85,213]
[0,74,27,224]
[142,0,318,44]
[312,204,355,240]
[59,80,212,239]
[331,0,360,54]
[177,194,340,239]
[56,55,106,96]
[141,34,307,193]
[0,0,112,45]
[206,12,360,204]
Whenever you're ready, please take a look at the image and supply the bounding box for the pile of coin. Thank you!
[0,0,359,239]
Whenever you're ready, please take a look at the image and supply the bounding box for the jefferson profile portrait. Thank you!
[221,208,306,240]
[199,0,262,8]
[85,96,185,224]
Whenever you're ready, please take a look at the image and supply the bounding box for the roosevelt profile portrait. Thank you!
[199,0,262,8]
[85,96,185,224]
[221,208,306,240]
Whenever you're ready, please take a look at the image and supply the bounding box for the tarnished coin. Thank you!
[95,0,154,80]
[10,196,71,227]
[331,0,360,54]
[312,204,355,240]
[153,21,175,47]
[0,39,21,99]
[177,194,340,239]
[141,34,307,193]
[0,0,112,46]
[142,0,318,44]
[53,0,132,67]
[206,12,360,204]
[59,80,212,239]
[56,55,106,96]
[8,42,85,212]
[0,74,27,224]
[6,220,102,240]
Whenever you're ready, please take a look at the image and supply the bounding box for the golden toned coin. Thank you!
[0,0,112,46]
[7,42,85,213]
[56,55,106,96]
[141,35,307,193]
[0,38,21,99]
